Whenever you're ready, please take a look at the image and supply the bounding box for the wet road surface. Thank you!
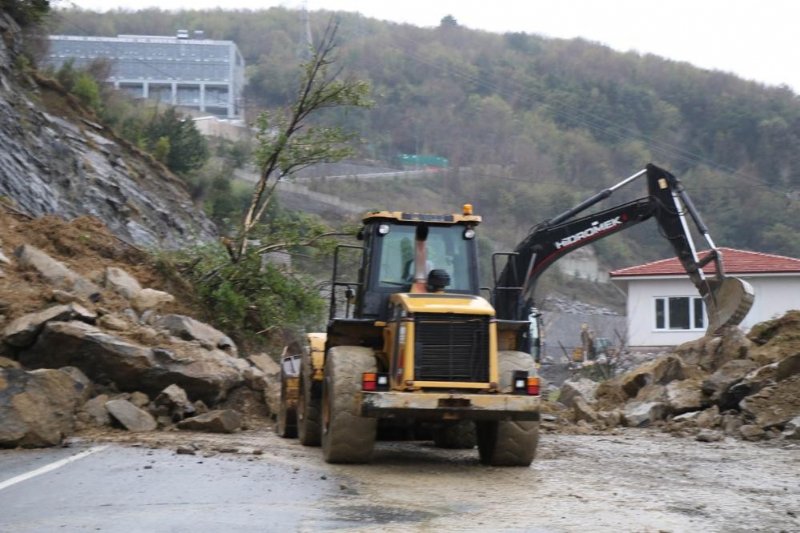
[0,428,798,532]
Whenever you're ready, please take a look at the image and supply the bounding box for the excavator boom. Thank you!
[494,164,754,334]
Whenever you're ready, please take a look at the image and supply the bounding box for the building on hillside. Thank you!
[46,31,245,118]
[192,115,250,141]
[610,247,800,349]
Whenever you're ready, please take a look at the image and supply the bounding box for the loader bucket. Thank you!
[703,276,755,335]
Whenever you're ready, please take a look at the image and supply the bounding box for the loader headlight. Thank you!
[463,228,475,239]
[513,371,528,394]
[511,371,539,395]
[378,224,391,235]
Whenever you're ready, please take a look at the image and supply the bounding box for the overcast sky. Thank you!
[57,0,800,94]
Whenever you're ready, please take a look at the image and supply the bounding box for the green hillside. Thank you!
[50,7,800,268]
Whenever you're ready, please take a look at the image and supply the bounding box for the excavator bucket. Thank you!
[703,276,755,335]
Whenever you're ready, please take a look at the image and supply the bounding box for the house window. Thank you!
[654,297,705,330]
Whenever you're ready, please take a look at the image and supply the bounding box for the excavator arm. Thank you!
[494,163,754,334]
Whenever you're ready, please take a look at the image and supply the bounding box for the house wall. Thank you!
[621,274,800,347]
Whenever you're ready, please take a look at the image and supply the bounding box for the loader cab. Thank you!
[355,208,482,321]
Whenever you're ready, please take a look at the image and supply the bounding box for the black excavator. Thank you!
[494,163,754,337]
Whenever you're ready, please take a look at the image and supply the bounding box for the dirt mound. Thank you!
[0,205,195,321]
[554,323,800,442]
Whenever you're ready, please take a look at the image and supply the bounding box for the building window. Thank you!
[654,297,705,330]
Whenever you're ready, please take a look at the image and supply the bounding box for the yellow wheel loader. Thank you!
[278,163,754,465]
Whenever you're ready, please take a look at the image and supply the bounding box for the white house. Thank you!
[610,248,800,349]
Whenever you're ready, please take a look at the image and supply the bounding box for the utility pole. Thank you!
[299,0,313,59]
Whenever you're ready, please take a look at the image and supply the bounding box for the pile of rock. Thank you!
[556,317,800,442]
[0,243,281,448]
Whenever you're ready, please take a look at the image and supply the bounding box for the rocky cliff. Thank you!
[0,13,216,249]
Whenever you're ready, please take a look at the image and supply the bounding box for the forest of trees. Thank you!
[47,6,800,267]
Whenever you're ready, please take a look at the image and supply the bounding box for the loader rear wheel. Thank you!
[321,346,377,464]
[297,366,321,446]
[433,421,477,449]
[476,350,539,466]
[276,368,297,438]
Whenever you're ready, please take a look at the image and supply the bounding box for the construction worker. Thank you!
[580,323,597,361]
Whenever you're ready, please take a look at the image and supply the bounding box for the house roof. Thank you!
[610,247,800,278]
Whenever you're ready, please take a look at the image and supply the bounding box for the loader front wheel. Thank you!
[321,346,377,464]
[297,367,321,446]
[476,350,539,466]
[476,420,539,466]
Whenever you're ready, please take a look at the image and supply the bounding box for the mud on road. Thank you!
[81,427,799,532]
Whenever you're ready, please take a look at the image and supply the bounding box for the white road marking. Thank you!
[0,445,109,491]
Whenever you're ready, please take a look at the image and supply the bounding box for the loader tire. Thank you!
[297,362,321,446]
[433,421,477,449]
[276,368,297,438]
[476,350,539,466]
[321,346,377,464]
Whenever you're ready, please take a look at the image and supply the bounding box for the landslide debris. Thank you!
[2,199,797,449]
[551,318,800,442]
[0,206,280,448]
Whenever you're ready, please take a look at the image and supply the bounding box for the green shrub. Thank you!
[3,0,50,27]
[171,243,326,348]
[71,72,101,112]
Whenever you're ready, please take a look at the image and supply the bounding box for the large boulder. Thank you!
[623,401,668,427]
[596,354,688,406]
[701,359,759,409]
[559,378,599,409]
[696,405,721,429]
[219,386,268,426]
[783,416,800,440]
[19,321,246,404]
[0,355,21,369]
[635,383,666,403]
[154,314,237,356]
[739,374,800,429]
[58,366,93,403]
[15,245,101,300]
[19,320,155,386]
[2,303,96,348]
[177,409,242,433]
[665,378,705,414]
[154,384,195,421]
[674,328,752,372]
[747,311,800,366]
[80,394,111,427]
[776,352,800,382]
[571,397,599,424]
[105,399,157,432]
[0,367,90,447]
[103,266,142,300]
[130,288,174,313]
[738,362,778,394]
[149,345,248,404]
[247,353,280,376]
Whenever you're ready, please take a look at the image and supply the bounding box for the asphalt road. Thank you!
[1,429,798,532]
[0,442,348,532]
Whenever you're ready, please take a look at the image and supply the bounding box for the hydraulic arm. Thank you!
[494,163,754,334]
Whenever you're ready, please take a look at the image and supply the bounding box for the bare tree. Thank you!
[234,18,371,262]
